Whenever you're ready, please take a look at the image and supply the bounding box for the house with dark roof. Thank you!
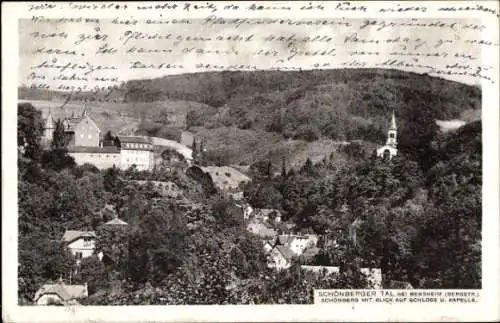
[34,280,88,305]
[62,230,96,264]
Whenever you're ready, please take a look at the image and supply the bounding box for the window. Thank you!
[75,252,83,260]
[390,133,395,138]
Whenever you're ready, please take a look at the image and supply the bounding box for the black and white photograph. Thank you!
[3,1,499,322]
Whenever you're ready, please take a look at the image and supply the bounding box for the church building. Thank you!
[376,110,398,160]
[41,105,154,171]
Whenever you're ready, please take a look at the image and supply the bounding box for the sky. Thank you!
[18,17,486,91]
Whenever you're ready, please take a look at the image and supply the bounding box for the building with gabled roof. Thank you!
[267,245,295,270]
[34,280,88,305]
[62,230,96,264]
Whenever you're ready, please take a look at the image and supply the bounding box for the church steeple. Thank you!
[377,110,398,160]
[81,102,88,117]
[45,108,54,129]
[386,110,397,147]
[390,109,397,130]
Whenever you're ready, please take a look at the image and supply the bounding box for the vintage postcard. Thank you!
[2,1,499,322]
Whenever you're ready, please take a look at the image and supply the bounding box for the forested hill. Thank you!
[19,68,481,168]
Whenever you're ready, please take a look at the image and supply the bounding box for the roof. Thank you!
[118,136,152,144]
[276,234,307,244]
[63,117,82,132]
[276,235,294,245]
[301,247,321,259]
[301,265,340,275]
[274,245,295,261]
[390,110,397,129]
[68,146,120,154]
[385,280,413,289]
[104,218,128,226]
[62,230,96,243]
[248,222,275,238]
[258,209,282,218]
[34,283,87,302]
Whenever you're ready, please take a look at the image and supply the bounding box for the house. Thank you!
[34,280,88,305]
[360,268,383,289]
[301,265,340,275]
[42,107,101,148]
[68,146,121,169]
[247,220,276,238]
[254,209,282,223]
[231,191,244,201]
[275,234,318,256]
[117,136,155,171]
[300,247,321,261]
[267,245,294,270]
[263,240,274,253]
[243,205,254,219]
[62,230,96,264]
[68,108,101,147]
[180,131,195,148]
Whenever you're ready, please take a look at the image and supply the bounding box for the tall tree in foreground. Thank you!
[18,102,44,161]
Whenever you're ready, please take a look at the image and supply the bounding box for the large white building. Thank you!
[62,230,96,265]
[41,107,156,171]
[118,136,155,171]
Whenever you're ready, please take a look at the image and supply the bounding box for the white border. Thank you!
[2,1,499,322]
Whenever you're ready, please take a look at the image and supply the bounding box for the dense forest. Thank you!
[18,69,482,305]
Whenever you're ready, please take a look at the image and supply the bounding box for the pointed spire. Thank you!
[82,102,88,117]
[46,108,54,129]
[390,110,397,129]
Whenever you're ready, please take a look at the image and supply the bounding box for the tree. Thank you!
[51,119,68,150]
[281,156,287,177]
[18,102,43,160]
[192,138,198,163]
[128,201,188,284]
[159,109,171,125]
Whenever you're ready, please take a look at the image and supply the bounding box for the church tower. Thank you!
[376,110,398,160]
[386,110,397,147]
[42,108,55,146]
